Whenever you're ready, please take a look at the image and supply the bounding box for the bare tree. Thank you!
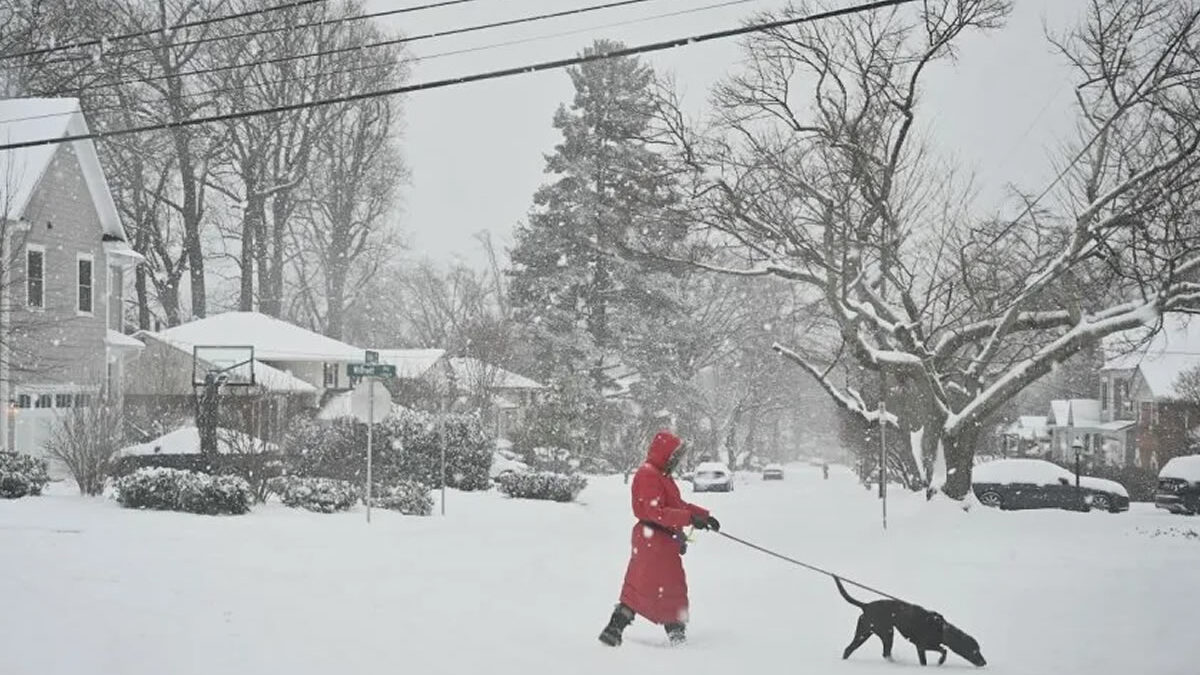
[45,396,126,495]
[658,0,1200,498]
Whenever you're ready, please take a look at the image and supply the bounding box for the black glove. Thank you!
[691,514,720,532]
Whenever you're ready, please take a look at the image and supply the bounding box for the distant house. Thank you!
[1045,398,1135,468]
[1,98,144,460]
[1000,415,1050,457]
[1101,314,1200,468]
[124,312,364,442]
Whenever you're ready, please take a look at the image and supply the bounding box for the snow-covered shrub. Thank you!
[370,480,433,516]
[496,471,588,502]
[114,467,253,515]
[286,411,493,492]
[0,452,51,499]
[270,476,359,513]
[111,453,284,504]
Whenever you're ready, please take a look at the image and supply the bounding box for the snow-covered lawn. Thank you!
[2,464,1198,675]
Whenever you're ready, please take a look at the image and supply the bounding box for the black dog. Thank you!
[834,577,987,667]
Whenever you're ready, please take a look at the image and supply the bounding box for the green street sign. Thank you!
[349,363,396,378]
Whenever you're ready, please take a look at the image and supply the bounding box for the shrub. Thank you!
[284,411,493,492]
[496,471,588,502]
[44,401,126,496]
[270,476,359,513]
[114,467,253,515]
[110,452,284,503]
[370,480,433,516]
[0,452,51,499]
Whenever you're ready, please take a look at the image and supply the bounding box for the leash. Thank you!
[717,530,907,603]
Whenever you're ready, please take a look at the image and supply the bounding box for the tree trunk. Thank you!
[135,263,151,330]
[940,426,979,499]
[239,194,264,311]
[325,256,347,339]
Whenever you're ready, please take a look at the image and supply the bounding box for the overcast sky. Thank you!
[370,0,1091,268]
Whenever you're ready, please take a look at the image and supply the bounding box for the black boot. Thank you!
[598,604,635,646]
[665,622,686,646]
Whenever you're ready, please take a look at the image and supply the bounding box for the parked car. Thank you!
[971,458,1130,513]
[762,464,784,480]
[490,448,530,481]
[1155,455,1200,515]
[692,461,734,492]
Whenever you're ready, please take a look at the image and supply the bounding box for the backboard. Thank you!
[192,345,256,388]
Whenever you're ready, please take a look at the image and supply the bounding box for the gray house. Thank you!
[1,97,143,459]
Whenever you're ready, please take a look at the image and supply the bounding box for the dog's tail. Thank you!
[833,576,866,608]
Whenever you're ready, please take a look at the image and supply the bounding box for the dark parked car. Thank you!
[762,464,784,480]
[1155,455,1200,515]
[971,459,1130,513]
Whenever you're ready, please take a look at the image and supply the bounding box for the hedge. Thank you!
[269,476,360,513]
[370,480,434,516]
[114,467,254,515]
[496,471,588,503]
[0,452,51,499]
[110,453,284,503]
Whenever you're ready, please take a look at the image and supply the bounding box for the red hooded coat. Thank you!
[618,431,710,625]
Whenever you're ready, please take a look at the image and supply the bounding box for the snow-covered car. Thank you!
[692,462,734,492]
[762,464,784,480]
[971,458,1130,513]
[1155,455,1200,515]
[490,448,530,481]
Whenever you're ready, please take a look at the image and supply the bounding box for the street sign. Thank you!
[365,350,379,365]
[349,363,396,378]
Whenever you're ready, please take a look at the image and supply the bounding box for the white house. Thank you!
[1,97,144,459]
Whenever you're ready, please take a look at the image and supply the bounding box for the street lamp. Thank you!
[1071,438,1084,489]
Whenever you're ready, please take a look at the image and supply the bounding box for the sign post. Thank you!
[349,357,396,524]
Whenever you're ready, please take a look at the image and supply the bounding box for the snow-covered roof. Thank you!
[445,357,543,391]
[105,329,145,351]
[136,330,318,394]
[373,348,445,378]
[1004,415,1049,440]
[156,312,363,362]
[0,98,128,243]
[1048,399,1101,427]
[1103,313,1200,400]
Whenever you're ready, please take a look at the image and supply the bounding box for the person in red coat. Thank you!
[598,430,720,647]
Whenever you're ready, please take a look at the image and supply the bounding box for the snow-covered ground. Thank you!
[2,464,1198,675]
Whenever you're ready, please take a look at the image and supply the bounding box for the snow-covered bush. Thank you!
[114,468,254,515]
[111,453,284,504]
[496,471,588,503]
[0,452,51,499]
[285,411,493,492]
[370,480,433,516]
[269,476,359,513]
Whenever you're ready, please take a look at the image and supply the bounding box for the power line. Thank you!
[63,0,686,94]
[38,0,498,65]
[1,0,331,62]
[0,0,916,153]
[0,0,762,127]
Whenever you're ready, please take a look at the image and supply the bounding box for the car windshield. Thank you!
[697,471,725,479]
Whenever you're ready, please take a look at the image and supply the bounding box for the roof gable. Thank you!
[156,312,363,362]
[0,98,128,242]
[1103,313,1200,399]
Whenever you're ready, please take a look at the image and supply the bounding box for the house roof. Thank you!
[1048,399,1101,427]
[445,357,544,391]
[155,312,363,362]
[136,330,318,394]
[373,348,446,378]
[0,98,129,243]
[1004,415,1049,440]
[1103,313,1200,399]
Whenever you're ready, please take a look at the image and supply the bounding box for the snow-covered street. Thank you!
[3,463,1198,675]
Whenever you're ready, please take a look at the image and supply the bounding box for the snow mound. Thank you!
[1079,476,1129,498]
[1160,455,1200,482]
[118,427,276,457]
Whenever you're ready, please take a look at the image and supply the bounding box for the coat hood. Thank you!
[646,430,683,470]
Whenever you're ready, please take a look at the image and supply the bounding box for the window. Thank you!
[77,254,94,314]
[73,393,92,408]
[108,266,124,330]
[1101,381,1109,411]
[15,394,31,409]
[26,246,45,308]
[55,394,73,408]
[34,394,52,409]
[323,363,339,388]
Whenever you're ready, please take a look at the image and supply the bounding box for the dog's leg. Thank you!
[916,646,928,666]
[843,616,873,660]
[936,647,947,665]
[877,626,894,661]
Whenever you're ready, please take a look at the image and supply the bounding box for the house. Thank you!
[1000,415,1050,457]
[1,98,144,460]
[124,311,365,442]
[1044,398,1135,468]
[1100,313,1200,468]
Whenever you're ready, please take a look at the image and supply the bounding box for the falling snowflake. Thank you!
[642,526,654,540]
